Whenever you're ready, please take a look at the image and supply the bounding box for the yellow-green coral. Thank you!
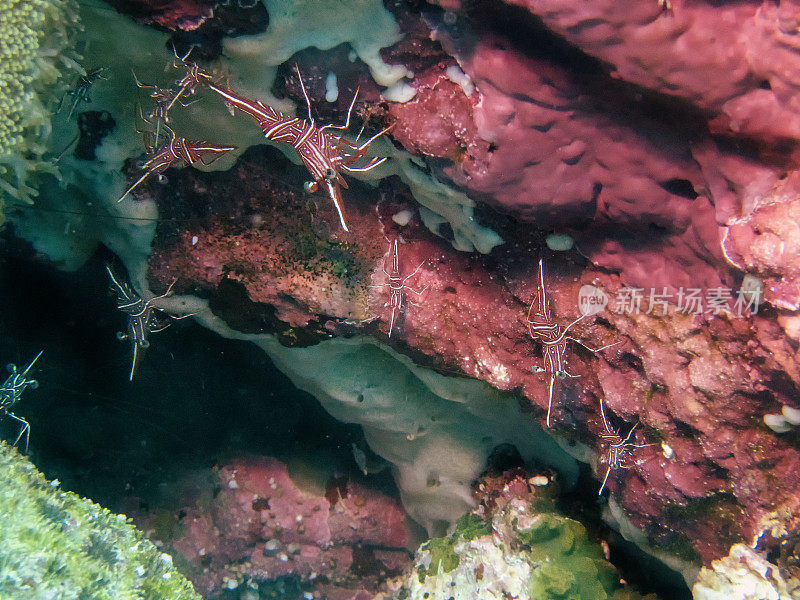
[0,0,82,208]
[0,442,202,599]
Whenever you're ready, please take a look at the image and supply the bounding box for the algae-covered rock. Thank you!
[394,474,657,600]
[0,441,201,600]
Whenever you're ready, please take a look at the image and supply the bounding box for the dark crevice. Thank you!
[659,178,699,200]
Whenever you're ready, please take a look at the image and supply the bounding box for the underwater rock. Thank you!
[105,0,217,31]
[692,543,800,600]
[382,14,726,293]
[721,170,800,311]
[485,0,800,146]
[134,455,411,598]
[0,442,201,600]
[147,145,387,332]
[7,0,800,589]
[145,145,800,567]
[390,469,657,600]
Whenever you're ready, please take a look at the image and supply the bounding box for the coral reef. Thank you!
[0,0,82,206]
[498,0,800,146]
[0,441,201,599]
[721,170,800,311]
[6,0,800,594]
[143,143,800,565]
[391,469,657,600]
[130,455,412,599]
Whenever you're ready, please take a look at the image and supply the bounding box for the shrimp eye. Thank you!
[556,370,568,380]
[532,366,544,374]
[324,168,335,180]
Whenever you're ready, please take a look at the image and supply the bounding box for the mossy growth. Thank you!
[0,442,201,600]
[454,512,491,541]
[515,513,653,600]
[0,0,83,207]
[417,537,460,583]
[416,513,492,583]
[662,493,741,562]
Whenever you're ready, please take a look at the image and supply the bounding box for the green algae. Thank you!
[454,513,491,541]
[418,537,459,582]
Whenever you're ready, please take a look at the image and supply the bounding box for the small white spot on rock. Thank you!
[325,72,338,102]
[740,274,764,307]
[661,441,674,459]
[392,209,414,226]
[764,413,792,434]
[446,64,474,96]
[228,479,238,489]
[191,235,198,245]
[782,405,800,426]
[383,81,417,103]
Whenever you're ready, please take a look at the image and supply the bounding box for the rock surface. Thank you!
[132,455,411,599]
[113,0,800,579]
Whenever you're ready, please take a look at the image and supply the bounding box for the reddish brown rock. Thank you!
[136,0,800,573]
[722,170,800,311]
[497,0,800,146]
[145,149,800,564]
[106,0,216,30]
[135,456,411,598]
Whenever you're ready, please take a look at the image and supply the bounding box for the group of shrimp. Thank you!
[119,51,391,234]
[526,259,652,495]
[116,51,645,497]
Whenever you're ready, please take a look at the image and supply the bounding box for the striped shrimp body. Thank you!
[118,131,234,203]
[206,66,391,232]
[527,259,619,427]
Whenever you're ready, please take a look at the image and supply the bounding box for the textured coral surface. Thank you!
[137,0,800,573]
[6,0,800,591]
[394,469,657,600]
[0,442,201,600]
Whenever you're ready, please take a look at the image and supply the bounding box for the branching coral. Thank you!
[0,0,82,212]
[0,441,201,599]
